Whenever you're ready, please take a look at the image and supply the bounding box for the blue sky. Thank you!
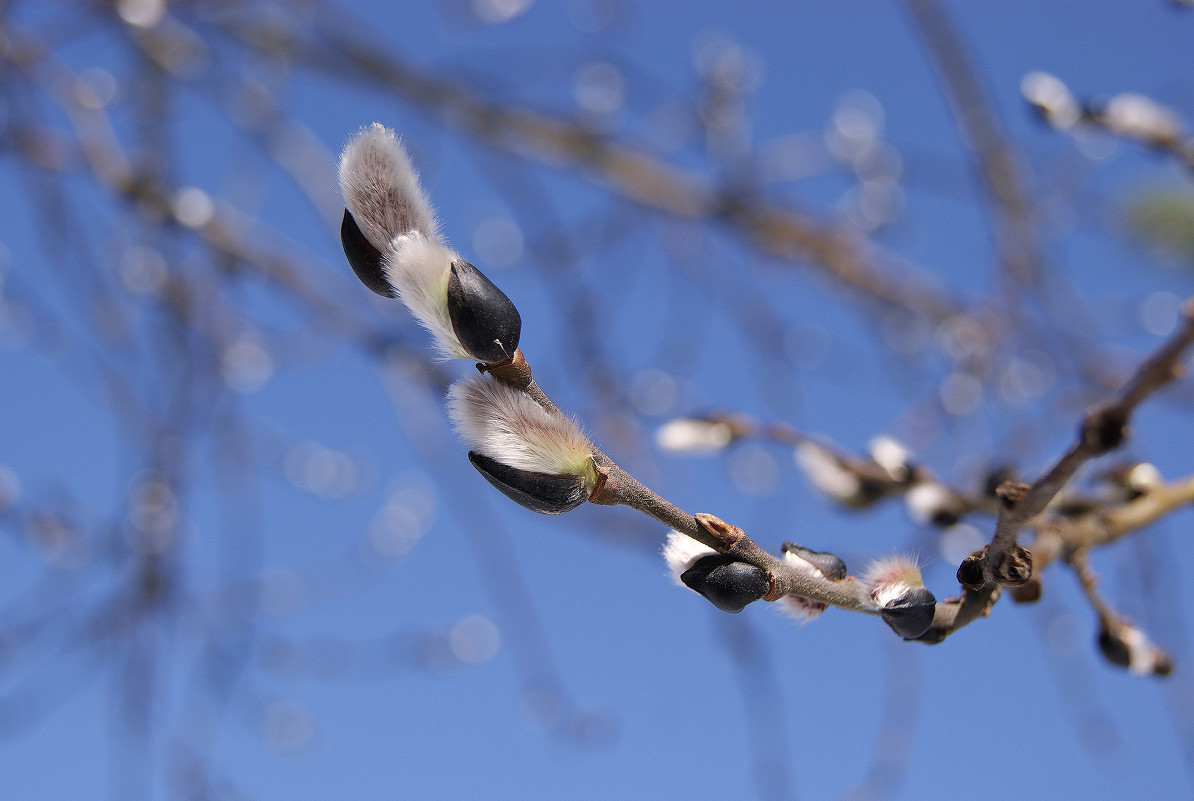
[2,1,1194,800]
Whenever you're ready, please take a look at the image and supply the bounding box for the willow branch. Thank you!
[984,298,1194,572]
[921,300,1194,642]
[483,353,880,615]
[1029,472,1194,571]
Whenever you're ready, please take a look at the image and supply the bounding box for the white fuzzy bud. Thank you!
[868,435,912,482]
[776,549,829,622]
[339,125,484,360]
[1126,462,1161,493]
[1021,71,1081,128]
[862,555,924,609]
[1102,93,1183,146]
[385,232,471,359]
[656,418,735,454]
[1120,626,1169,676]
[663,530,717,586]
[447,375,597,488]
[905,482,957,525]
[1121,627,1157,675]
[795,442,861,502]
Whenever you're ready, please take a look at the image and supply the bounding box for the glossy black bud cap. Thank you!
[467,451,587,515]
[341,209,397,297]
[879,586,937,639]
[447,260,521,364]
[680,554,769,614]
[781,542,847,580]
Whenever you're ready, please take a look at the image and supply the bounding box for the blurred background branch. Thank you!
[1,2,1193,800]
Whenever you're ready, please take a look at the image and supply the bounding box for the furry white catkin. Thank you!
[447,374,597,486]
[339,125,471,359]
[339,123,439,247]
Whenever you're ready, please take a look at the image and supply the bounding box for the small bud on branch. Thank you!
[794,442,885,508]
[863,556,936,640]
[680,555,770,614]
[656,417,739,454]
[664,532,770,613]
[776,543,848,622]
[446,259,521,364]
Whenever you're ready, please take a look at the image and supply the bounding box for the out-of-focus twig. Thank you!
[1029,471,1194,571]
[220,13,962,324]
[903,0,1042,292]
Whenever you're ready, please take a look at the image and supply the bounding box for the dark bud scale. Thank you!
[447,260,522,365]
[680,554,769,613]
[340,209,397,298]
[1097,626,1132,669]
[879,586,937,640]
[467,451,587,515]
[781,542,847,580]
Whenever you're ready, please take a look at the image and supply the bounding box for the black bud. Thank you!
[879,586,937,639]
[447,260,521,364]
[930,508,961,528]
[680,554,769,613]
[1082,408,1127,455]
[781,542,847,580]
[1097,626,1132,669]
[340,209,396,297]
[467,451,587,515]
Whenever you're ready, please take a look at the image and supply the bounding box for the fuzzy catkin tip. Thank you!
[447,375,597,488]
[862,555,924,607]
[339,124,440,249]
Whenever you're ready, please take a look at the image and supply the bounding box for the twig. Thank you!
[924,300,1194,641]
[903,0,1042,292]
[1067,548,1115,622]
[1028,471,1194,571]
[484,353,881,615]
[982,299,1194,578]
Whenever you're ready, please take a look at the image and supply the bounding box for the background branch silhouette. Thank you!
[2,2,1194,800]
